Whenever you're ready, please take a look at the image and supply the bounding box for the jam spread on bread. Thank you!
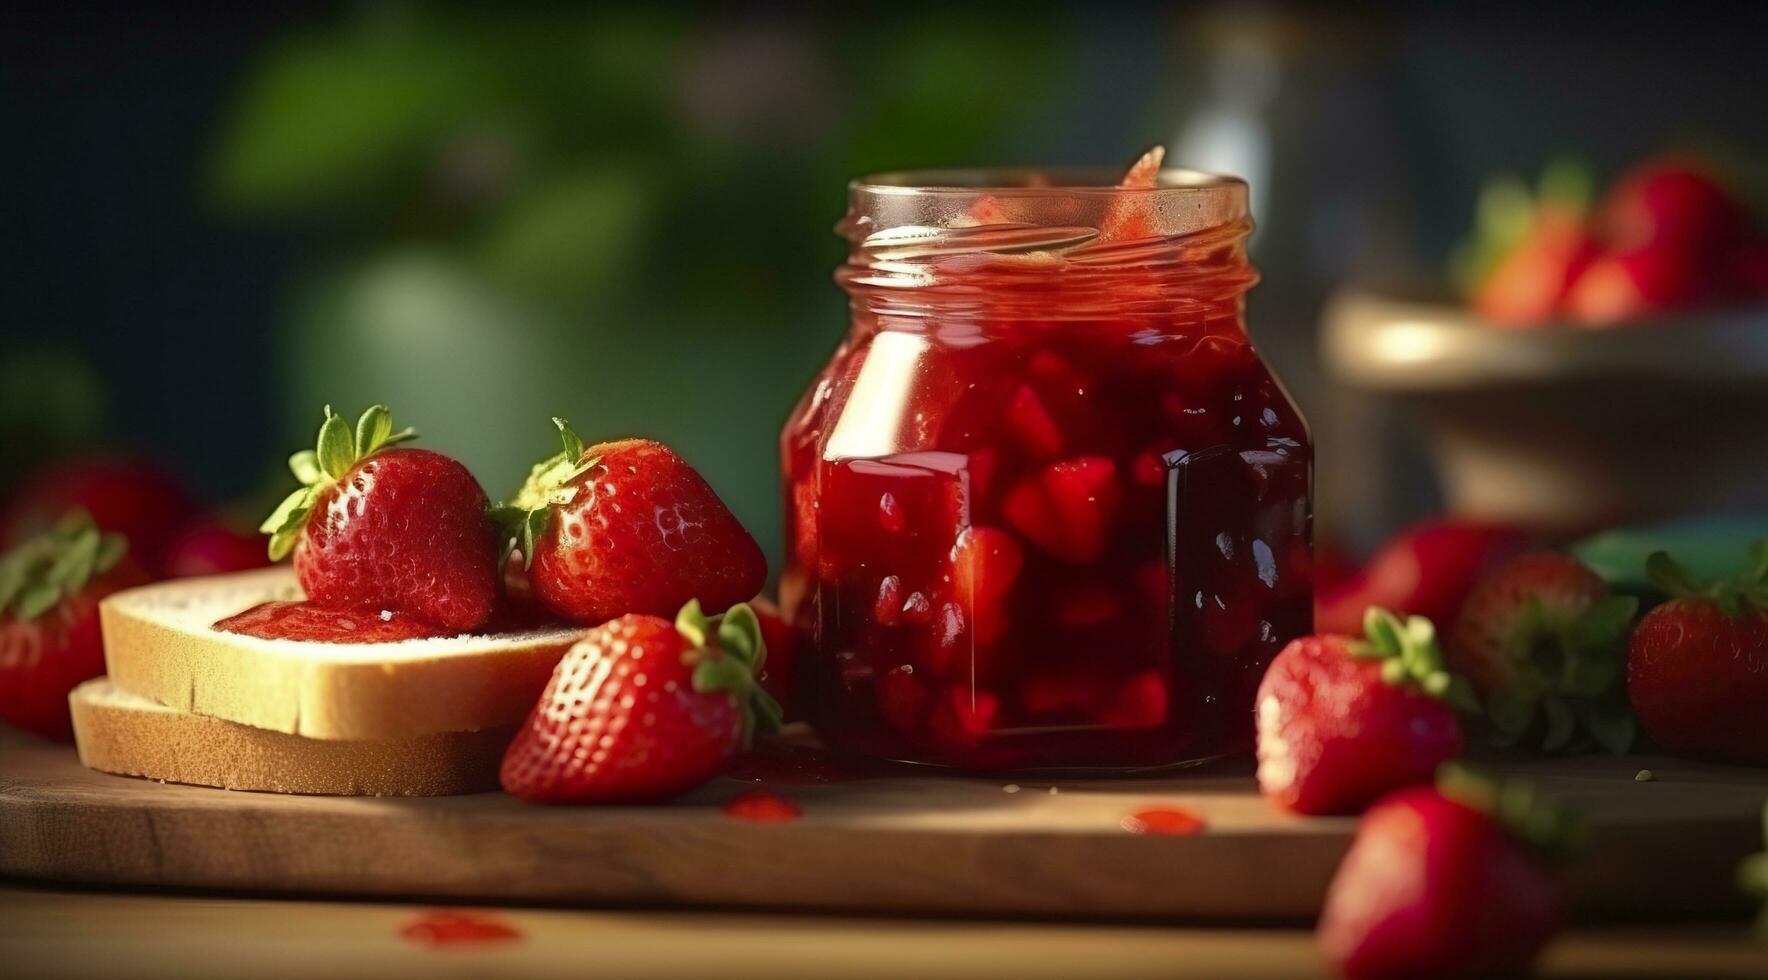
[215,601,455,643]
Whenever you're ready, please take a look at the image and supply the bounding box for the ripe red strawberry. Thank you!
[0,514,147,740]
[261,405,500,633]
[2,455,195,576]
[1256,609,1471,815]
[1449,553,1638,754]
[1319,771,1572,980]
[1627,544,1768,765]
[1596,157,1745,258]
[498,420,766,626]
[500,601,782,803]
[163,516,273,579]
[1314,520,1532,637]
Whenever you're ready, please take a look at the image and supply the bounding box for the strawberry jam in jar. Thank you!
[781,167,1311,772]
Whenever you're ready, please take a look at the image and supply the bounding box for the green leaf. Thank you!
[1362,607,1404,657]
[1568,595,1640,649]
[289,450,323,486]
[717,603,764,670]
[1379,658,1408,686]
[46,529,98,592]
[1647,551,1705,599]
[267,527,302,563]
[260,486,316,536]
[1583,700,1637,754]
[16,582,61,620]
[521,509,549,569]
[381,426,418,449]
[93,534,126,574]
[750,686,784,740]
[316,407,357,480]
[1542,698,1576,752]
[1564,649,1621,697]
[675,599,710,649]
[355,404,393,457]
[690,654,747,696]
[553,417,586,464]
[1489,689,1538,736]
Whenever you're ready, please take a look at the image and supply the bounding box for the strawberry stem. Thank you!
[1348,608,1481,713]
[676,599,782,747]
[261,404,417,561]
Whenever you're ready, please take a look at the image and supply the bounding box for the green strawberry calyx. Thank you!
[489,417,600,568]
[1480,588,1641,757]
[674,599,784,747]
[259,404,416,561]
[1438,762,1587,863]
[1348,607,1481,713]
[1648,540,1768,618]
[0,511,126,621]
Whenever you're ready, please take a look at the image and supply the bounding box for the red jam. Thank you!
[780,169,1311,772]
[721,788,805,823]
[399,909,522,948]
[216,601,454,643]
[1122,805,1207,836]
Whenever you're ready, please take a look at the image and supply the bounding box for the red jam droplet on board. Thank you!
[399,909,522,948]
[1121,805,1206,836]
[722,788,804,823]
[215,601,456,643]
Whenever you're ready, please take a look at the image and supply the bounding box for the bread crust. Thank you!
[70,679,508,796]
[100,568,584,740]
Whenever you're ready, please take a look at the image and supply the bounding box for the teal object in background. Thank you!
[1573,515,1768,594]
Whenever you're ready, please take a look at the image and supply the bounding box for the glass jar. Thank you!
[780,169,1311,772]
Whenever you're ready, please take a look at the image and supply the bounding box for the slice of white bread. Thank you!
[100,567,585,740]
[71,678,508,795]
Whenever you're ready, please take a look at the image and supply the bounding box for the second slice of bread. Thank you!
[71,678,509,795]
[101,568,585,740]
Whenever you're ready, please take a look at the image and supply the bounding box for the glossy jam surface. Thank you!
[216,601,454,643]
[780,172,1311,772]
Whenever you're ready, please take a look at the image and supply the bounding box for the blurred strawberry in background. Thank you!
[1453,153,1764,327]
[1315,520,1534,636]
[162,517,273,579]
[1,456,197,578]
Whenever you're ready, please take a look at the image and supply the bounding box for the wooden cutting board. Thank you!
[2,732,1763,922]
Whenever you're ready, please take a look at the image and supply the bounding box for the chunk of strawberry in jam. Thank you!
[1001,384,1064,461]
[878,664,929,733]
[1053,582,1124,630]
[948,525,1024,646]
[931,686,1000,744]
[874,575,905,625]
[1017,666,1113,718]
[1101,671,1169,729]
[1003,457,1121,563]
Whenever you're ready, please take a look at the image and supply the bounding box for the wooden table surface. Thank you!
[3,883,1765,979]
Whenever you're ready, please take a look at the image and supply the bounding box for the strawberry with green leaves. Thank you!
[1256,609,1474,816]
[500,600,782,803]
[261,405,501,633]
[0,514,146,740]
[495,420,766,627]
[1627,543,1768,765]
[1319,766,1576,980]
[1449,553,1638,754]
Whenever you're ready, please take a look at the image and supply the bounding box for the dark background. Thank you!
[4,2,1766,566]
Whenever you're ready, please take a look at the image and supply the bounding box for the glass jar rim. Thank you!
[850,167,1247,198]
